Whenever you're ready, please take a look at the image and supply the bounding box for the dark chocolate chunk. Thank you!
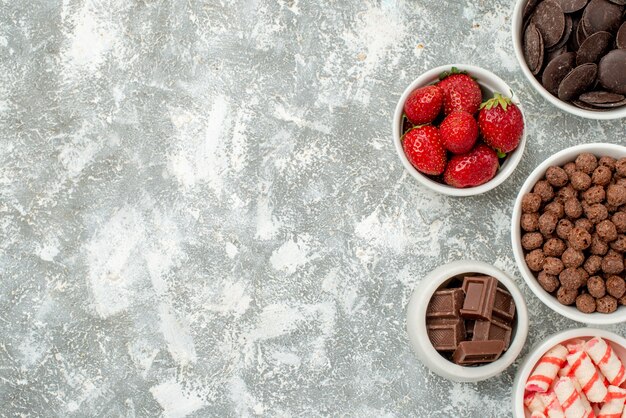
[525,0,542,20]
[525,23,546,74]
[616,22,626,49]
[547,45,569,62]
[493,287,516,323]
[608,0,626,4]
[558,0,590,12]
[577,31,613,65]
[543,52,577,95]
[452,340,505,365]
[426,288,465,319]
[598,49,626,94]
[587,97,626,107]
[577,15,590,47]
[427,318,466,351]
[579,90,625,103]
[532,0,567,48]
[473,319,513,350]
[570,17,582,50]
[549,15,574,52]
[557,63,598,100]
[460,276,498,320]
[582,0,624,35]
[572,99,609,109]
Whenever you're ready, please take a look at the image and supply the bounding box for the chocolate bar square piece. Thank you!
[472,319,512,350]
[427,318,466,351]
[460,276,498,321]
[426,288,465,320]
[492,287,516,323]
[452,340,505,365]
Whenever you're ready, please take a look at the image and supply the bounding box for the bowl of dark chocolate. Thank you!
[512,0,626,119]
[511,143,626,325]
[406,260,529,382]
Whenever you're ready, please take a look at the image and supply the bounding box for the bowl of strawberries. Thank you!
[393,64,527,196]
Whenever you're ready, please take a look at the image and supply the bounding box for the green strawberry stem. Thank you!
[438,66,465,80]
[497,150,507,159]
[480,92,512,111]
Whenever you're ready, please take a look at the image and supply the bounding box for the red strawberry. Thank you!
[403,85,443,125]
[439,110,479,154]
[402,125,446,176]
[437,67,482,115]
[444,144,499,188]
[478,93,524,155]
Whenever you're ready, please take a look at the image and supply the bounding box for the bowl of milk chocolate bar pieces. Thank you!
[406,260,529,382]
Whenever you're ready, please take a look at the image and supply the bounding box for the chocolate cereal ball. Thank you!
[538,271,560,292]
[556,185,577,204]
[570,171,592,191]
[546,166,569,187]
[526,249,545,272]
[613,212,626,234]
[544,257,565,275]
[563,162,577,177]
[616,158,626,177]
[557,287,578,305]
[597,220,618,242]
[575,153,598,175]
[544,201,565,219]
[575,218,594,233]
[539,212,559,236]
[607,185,626,207]
[521,213,540,232]
[587,275,606,298]
[562,247,585,268]
[560,267,584,290]
[522,232,544,250]
[610,235,626,253]
[602,250,624,275]
[584,255,603,275]
[582,186,606,205]
[556,219,574,240]
[592,165,613,186]
[590,233,610,256]
[599,156,616,171]
[620,294,626,306]
[584,203,609,223]
[576,293,596,313]
[522,193,542,213]
[564,198,583,219]
[544,238,567,257]
[534,180,554,202]
[596,295,618,314]
[568,227,592,250]
[606,275,626,299]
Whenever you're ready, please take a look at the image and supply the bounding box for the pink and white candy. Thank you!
[568,351,609,403]
[540,391,566,418]
[555,377,592,418]
[598,386,626,418]
[585,338,626,387]
[527,345,569,392]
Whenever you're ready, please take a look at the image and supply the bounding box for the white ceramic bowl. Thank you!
[511,143,626,325]
[512,328,626,418]
[511,1,626,120]
[406,260,529,382]
[392,64,527,197]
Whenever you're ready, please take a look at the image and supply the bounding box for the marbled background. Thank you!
[1,0,624,416]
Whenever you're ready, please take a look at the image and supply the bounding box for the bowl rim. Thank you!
[406,260,529,382]
[510,0,626,120]
[392,63,527,197]
[511,142,626,325]
[512,327,626,418]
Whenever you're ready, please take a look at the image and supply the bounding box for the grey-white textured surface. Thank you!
[1,0,625,417]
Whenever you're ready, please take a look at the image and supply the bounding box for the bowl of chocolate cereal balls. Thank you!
[512,143,626,325]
